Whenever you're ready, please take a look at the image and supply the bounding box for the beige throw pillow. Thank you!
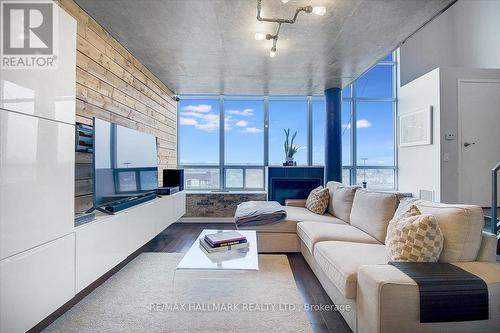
[325,181,359,223]
[305,186,330,215]
[386,205,444,262]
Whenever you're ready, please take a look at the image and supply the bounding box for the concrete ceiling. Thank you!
[75,0,455,95]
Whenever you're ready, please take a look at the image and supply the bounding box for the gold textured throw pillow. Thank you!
[386,205,444,262]
[305,186,330,215]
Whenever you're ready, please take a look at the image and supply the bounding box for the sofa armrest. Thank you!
[357,263,500,333]
[476,231,497,262]
[285,199,307,208]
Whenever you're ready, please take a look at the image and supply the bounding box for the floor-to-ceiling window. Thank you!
[268,98,308,165]
[178,98,221,190]
[178,53,396,191]
[342,52,397,189]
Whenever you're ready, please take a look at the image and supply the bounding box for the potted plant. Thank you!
[283,128,298,166]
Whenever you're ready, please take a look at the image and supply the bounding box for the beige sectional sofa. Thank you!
[238,181,500,333]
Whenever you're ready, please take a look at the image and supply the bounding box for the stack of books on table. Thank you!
[199,231,249,253]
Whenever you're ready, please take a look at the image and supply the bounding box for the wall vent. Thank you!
[419,189,434,201]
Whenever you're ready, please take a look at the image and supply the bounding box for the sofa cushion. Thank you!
[283,206,346,224]
[297,222,381,254]
[314,241,387,299]
[237,219,299,233]
[350,190,399,243]
[325,181,359,223]
[412,200,484,262]
[305,186,330,215]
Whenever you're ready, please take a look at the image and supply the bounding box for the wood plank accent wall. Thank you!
[56,0,177,213]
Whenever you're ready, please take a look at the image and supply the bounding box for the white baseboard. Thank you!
[179,217,234,223]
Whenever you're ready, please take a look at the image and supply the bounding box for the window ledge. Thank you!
[185,190,267,195]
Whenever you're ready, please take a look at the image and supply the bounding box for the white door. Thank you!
[460,80,500,207]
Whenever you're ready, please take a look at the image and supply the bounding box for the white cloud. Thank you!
[243,127,263,134]
[180,117,198,126]
[343,119,372,129]
[180,111,208,119]
[195,122,219,131]
[182,104,212,113]
[180,112,219,132]
[235,120,248,127]
[226,108,254,116]
[356,119,372,128]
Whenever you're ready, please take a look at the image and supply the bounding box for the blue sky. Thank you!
[179,61,394,166]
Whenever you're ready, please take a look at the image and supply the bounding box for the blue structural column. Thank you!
[324,88,342,182]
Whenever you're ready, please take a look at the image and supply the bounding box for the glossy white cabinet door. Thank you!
[0,110,75,259]
[0,233,75,333]
[75,195,184,292]
[0,5,76,124]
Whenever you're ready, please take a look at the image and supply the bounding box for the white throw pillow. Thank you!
[386,205,444,262]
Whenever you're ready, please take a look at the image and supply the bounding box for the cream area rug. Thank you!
[44,253,311,333]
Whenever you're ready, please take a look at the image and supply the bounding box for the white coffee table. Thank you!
[176,229,259,270]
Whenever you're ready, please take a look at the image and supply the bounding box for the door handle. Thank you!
[464,142,476,147]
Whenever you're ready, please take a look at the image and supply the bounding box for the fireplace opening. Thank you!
[271,178,321,205]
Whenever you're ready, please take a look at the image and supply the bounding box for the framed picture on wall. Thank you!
[399,106,433,147]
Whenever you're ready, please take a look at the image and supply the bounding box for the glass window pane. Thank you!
[382,53,393,62]
[184,168,220,190]
[245,169,264,188]
[224,100,264,165]
[342,169,350,185]
[356,169,395,190]
[179,99,219,165]
[342,85,351,98]
[356,101,394,166]
[312,99,325,165]
[342,101,351,166]
[226,169,243,188]
[139,170,158,190]
[118,172,136,192]
[355,65,393,98]
[269,99,308,165]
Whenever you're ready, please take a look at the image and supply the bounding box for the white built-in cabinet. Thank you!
[0,5,77,333]
[0,4,185,332]
[75,192,186,292]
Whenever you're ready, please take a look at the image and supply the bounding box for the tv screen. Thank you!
[93,118,158,207]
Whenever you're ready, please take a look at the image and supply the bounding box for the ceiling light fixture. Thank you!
[254,32,267,41]
[312,6,326,16]
[255,0,326,57]
[270,46,277,58]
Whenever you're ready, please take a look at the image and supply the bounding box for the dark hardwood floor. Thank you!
[147,222,352,333]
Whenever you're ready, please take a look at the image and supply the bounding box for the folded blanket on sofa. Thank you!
[234,201,286,226]
[389,262,489,323]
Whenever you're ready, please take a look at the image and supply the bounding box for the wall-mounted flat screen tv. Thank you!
[93,117,158,207]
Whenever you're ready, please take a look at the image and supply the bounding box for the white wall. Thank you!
[400,0,500,85]
[397,66,500,203]
[438,67,500,203]
[397,68,441,201]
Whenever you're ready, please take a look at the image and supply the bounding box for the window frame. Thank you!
[342,51,398,189]
[178,51,398,191]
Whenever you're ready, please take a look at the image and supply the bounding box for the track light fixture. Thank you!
[255,0,326,57]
